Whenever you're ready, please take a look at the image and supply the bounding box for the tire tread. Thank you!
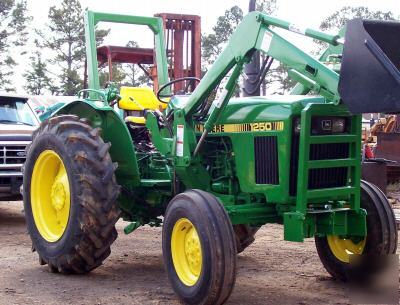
[24,115,120,274]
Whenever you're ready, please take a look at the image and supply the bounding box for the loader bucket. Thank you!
[339,19,400,114]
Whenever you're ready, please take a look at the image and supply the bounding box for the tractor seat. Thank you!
[119,86,167,125]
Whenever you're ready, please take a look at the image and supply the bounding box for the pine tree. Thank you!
[315,6,396,53]
[23,50,52,95]
[37,0,108,95]
[0,0,30,91]
[201,5,243,67]
[122,40,150,87]
[267,63,296,95]
[201,0,279,94]
[202,0,277,67]
[99,64,127,88]
[320,6,395,31]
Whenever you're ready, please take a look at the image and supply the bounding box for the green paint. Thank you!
[124,222,141,234]
[52,10,369,241]
[56,99,141,188]
[84,10,169,92]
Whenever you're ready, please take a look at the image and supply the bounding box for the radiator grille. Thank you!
[309,143,349,160]
[289,137,350,195]
[308,167,348,189]
[309,143,349,189]
[254,136,279,184]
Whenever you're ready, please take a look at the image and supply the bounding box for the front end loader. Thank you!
[23,10,398,305]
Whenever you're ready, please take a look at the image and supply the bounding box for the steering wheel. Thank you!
[157,77,201,103]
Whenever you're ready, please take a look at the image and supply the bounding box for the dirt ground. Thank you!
[0,201,398,305]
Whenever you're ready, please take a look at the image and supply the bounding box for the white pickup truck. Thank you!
[0,93,39,200]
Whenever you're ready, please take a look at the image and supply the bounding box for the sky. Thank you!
[11,0,400,93]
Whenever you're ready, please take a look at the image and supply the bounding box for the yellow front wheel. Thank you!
[315,181,397,281]
[23,115,120,274]
[163,190,237,305]
[326,235,366,264]
[171,218,202,286]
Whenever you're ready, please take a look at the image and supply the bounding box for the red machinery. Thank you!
[155,13,201,92]
[86,13,201,94]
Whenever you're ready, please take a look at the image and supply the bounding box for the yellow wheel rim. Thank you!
[31,150,71,242]
[171,218,202,286]
[327,235,366,263]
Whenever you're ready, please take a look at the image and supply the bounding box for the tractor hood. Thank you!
[216,95,325,124]
[170,95,326,124]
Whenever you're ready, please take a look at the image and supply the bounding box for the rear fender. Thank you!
[56,99,140,187]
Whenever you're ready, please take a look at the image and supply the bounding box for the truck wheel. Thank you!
[233,224,260,253]
[23,115,120,273]
[315,180,398,281]
[162,189,237,305]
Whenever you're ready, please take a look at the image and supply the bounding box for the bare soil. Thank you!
[0,200,398,305]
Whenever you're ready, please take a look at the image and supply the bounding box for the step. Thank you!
[140,179,171,187]
[307,158,356,169]
[309,134,357,144]
[306,186,355,200]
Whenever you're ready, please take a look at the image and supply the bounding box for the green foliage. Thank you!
[315,6,397,53]
[320,6,396,31]
[0,0,30,91]
[267,63,296,95]
[37,0,109,95]
[202,0,277,67]
[256,0,277,15]
[202,5,243,66]
[201,0,284,95]
[123,63,149,87]
[99,40,151,88]
[23,49,52,95]
[99,64,127,88]
[122,40,150,87]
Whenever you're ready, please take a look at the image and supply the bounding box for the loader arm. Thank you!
[181,11,343,119]
[161,12,345,159]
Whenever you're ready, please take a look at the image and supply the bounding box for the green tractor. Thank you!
[23,10,398,305]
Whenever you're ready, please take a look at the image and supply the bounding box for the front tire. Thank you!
[23,115,120,273]
[162,190,237,305]
[315,180,398,281]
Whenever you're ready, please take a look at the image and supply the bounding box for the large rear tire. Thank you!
[23,115,120,273]
[233,224,260,253]
[162,189,237,305]
[315,180,398,281]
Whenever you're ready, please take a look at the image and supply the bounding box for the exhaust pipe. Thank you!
[243,0,261,96]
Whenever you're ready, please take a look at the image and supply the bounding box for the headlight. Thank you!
[293,117,301,134]
[311,117,348,135]
[331,118,345,133]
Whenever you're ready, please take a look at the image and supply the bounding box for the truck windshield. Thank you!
[0,98,37,126]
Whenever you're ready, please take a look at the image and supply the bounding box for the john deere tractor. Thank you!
[23,10,398,305]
